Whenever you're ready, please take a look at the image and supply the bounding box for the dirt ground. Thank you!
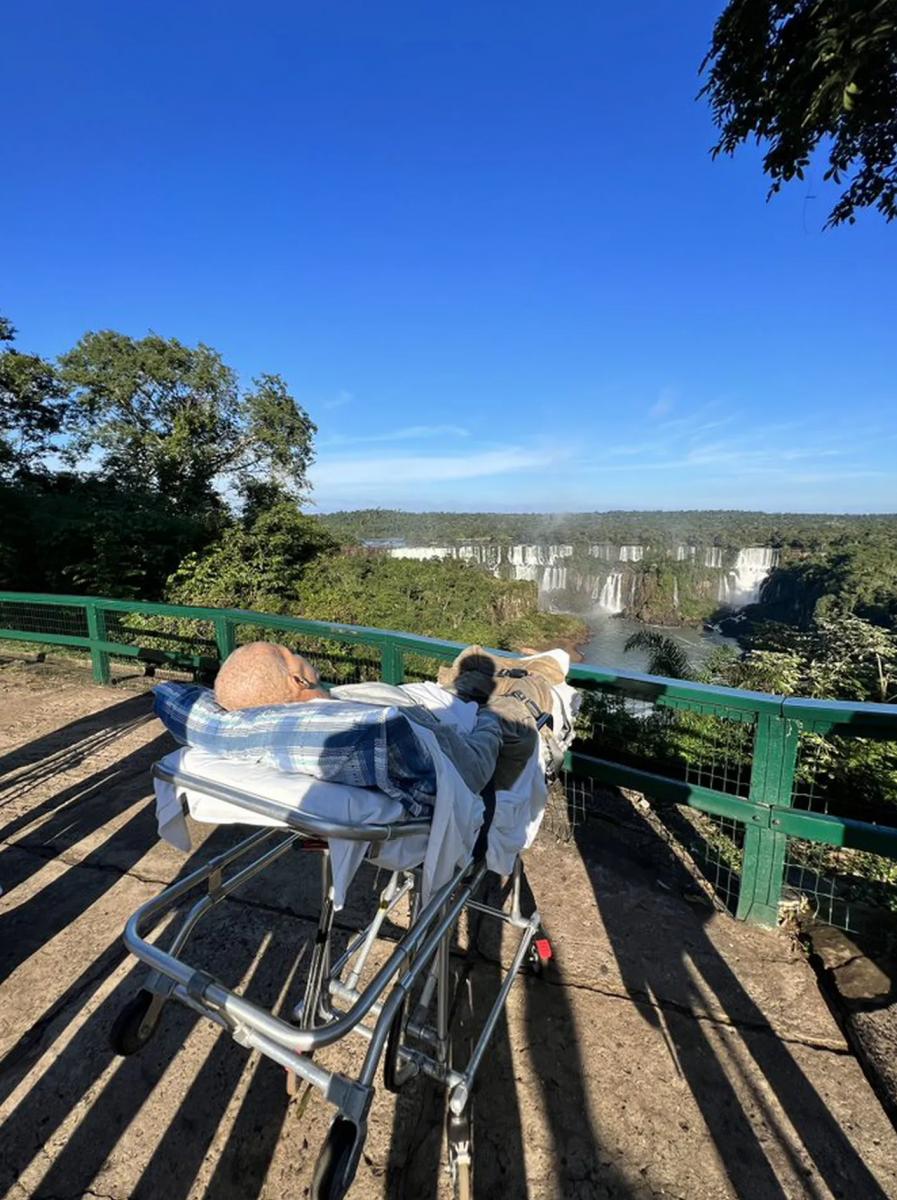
[1,657,896,1200]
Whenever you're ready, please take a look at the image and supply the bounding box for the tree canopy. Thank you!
[0,316,68,480]
[701,0,897,226]
[60,330,316,510]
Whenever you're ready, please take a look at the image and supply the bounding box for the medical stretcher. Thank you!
[111,746,557,1199]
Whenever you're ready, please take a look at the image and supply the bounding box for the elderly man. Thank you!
[209,641,544,793]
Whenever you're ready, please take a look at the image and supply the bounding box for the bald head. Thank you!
[214,642,327,711]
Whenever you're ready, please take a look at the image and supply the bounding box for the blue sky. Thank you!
[3,2,895,513]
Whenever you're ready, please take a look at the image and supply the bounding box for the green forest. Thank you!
[319,506,897,554]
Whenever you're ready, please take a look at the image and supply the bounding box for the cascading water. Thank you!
[507,544,574,567]
[597,571,625,613]
[388,546,452,561]
[723,547,780,606]
[388,541,779,615]
[539,565,568,593]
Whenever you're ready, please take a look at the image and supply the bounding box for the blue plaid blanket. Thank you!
[153,683,437,817]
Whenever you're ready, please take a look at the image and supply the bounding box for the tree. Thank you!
[623,630,694,679]
[164,500,338,613]
[701,1,897,226]
[59,330,316,510]
[0,315,68,479]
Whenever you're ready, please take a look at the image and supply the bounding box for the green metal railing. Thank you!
[2,590,896,931]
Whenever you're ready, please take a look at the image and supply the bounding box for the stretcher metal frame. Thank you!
[113,761,548,1199]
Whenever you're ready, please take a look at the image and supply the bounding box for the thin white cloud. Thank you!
[320,424,470,448]
[649,386,677,420]
[312,446,563,491]
[323,390,353,411]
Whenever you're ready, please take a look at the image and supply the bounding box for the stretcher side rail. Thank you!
[152,762,432,842]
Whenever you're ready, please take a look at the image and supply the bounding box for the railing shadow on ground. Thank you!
[0,728,170,899]
[0,692,154,794]
[569,786,890,1200]
[0,732,174,985]
[0,923,305,1200]
[0,747,325,1200]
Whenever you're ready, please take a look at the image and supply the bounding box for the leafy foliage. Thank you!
[318,507,897,551]
[165,502,339,613]
[60,331,315,510]
[295,554,586,650]
[700,0,897,226]
[0,316,68,479]
[0,475,220,598]
[623,630,694,679]
[743,610,897,701]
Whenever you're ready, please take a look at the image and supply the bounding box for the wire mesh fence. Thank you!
[0,599,88,640]
[103,609,218,666]
[403,652,455,683]
[668,807,744,914]
[545,768,745,913]
[783,837,897,934]
[574,688,755,799]
[793,730,897,824]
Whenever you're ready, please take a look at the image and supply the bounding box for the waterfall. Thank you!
[540,565,568,593]
[507,544,573,569]
[389,546,451,561]
[597,571,625,613]
[725,547,780,606]
[456,543,502,569]
[390,540,778,616]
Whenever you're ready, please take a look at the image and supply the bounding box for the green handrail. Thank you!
[1,589,895,927]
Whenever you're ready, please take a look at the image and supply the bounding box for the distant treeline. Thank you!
[318,508,897,552]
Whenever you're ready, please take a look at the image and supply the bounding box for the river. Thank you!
[578,612,738,674]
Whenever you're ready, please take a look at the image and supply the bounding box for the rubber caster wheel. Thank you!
[311,1117,360,1200]
[447,1102,474,1200]
[109,989,161,1056]
[526,935,553,977]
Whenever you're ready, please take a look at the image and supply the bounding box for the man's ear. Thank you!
[286,672,308,699]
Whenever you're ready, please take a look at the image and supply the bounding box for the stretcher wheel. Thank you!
[447,1100,474,1200]
[109,989,160,1056]
[311,1117,359,1200]
[382,994,408,1093]
[526,935,553,977]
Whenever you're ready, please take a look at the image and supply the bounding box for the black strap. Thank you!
[507,689,554,730]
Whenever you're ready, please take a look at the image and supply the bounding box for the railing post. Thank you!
[214,616,236,663]
[380,639,405,685]
[736,712,799,926]
[84,602,111,686]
